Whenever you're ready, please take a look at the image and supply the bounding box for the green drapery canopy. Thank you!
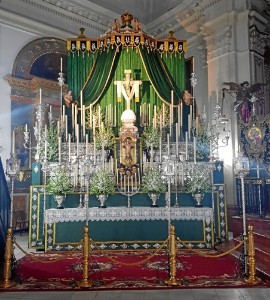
[67,45,186,122]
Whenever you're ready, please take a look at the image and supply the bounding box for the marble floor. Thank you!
[1,232,269,300]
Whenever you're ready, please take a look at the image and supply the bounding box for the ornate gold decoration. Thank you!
[0,228,16,288]
[245,225,261,284]
[77,226,94,288]
[165,225,181,286]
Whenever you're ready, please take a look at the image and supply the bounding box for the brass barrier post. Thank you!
[0,228,16,288]
[165,225,181,286]
[245,225,260,284]
[77,226,94,288]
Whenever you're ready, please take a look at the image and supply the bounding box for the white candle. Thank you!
[167,133,170,156]
[93,137,96,164]
[25,123,28,132]
[60,57,63,72]
[85,133,88,155]
[80,91,83,125]
[12,130,15,153]
[175,124,179,157]
[185,131,188,160]
[93,115,96,136]
[193,136,196,164]
[76,124,79,157]
[45,140,47,158]
[65,115,68,141]
[68,134,71,162]
[71,103,74,129]
[159,136,162,163]
[58,137,61,162]
[39,88,42,104]
[162,103,165,126]
[82,105,85,137]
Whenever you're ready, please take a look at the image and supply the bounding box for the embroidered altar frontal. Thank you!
[28,183,227,251]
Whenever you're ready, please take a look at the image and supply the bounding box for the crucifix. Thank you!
[114,69,142,110]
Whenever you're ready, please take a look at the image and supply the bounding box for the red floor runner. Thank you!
[7,251,267,290]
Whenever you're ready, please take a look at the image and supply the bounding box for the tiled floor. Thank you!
[1,232,269,300]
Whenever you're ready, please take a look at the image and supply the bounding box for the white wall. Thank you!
[0,24,38,171]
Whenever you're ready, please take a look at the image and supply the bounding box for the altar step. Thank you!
[218,215,270,281]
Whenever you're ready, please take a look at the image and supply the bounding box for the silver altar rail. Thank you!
[44,207,213,225]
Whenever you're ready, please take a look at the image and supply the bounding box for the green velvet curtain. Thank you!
[67,44,186,130]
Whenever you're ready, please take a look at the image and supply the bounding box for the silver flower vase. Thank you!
[54,194,65,209]
[193,193,204,207]
[97,194,107,208]
[149,193,160,207]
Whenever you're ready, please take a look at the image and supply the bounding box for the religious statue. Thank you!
[64,91,73,108]
[223,81,265,123]
[182,90,193,106]
[133,17,141,32]
[121,10,133,28]
[113,19,120,32]
[123,137,134,165]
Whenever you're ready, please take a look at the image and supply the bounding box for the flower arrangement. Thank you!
[46,167,73,195]
[185,165,211,195]
[141,126,161,149]
[39,125,59,162]
[90,168,115,195]
[142,168,166,193]
[95,126,115,150]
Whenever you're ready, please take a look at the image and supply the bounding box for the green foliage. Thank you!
[141,126,161,149]
[40,126,59,162]
[46,167,73,195]
[90,168,115,195]
[95,126,115,150]
[185,166,211,195]
[142,168,166,193]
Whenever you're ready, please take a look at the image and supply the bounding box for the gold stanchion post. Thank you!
[77,226,94,288]
[245,225,260,284]
[0,228,16,288]
[165,225,181,286]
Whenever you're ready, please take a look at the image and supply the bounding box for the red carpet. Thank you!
[2,251,268,291]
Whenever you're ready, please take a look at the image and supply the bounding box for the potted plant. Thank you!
[142,168,166,207]
[185,165,212,207]
[46,167,73,209]
[89,168,115,208]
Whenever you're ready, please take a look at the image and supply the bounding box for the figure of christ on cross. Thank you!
[114,70,142,110]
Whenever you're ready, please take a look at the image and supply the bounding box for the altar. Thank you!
[28,160,227,252]
[26,12,229,252]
